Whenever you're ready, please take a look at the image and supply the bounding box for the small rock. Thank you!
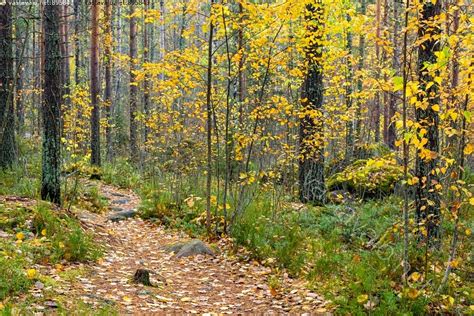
[112,199,130,205]
[107,210,137,222]
[137,289,151,295]
[35,281,45,290]
[111,192,126,197]
[0,230,11,238]
[166,240,215,258]
[44,300,59,309]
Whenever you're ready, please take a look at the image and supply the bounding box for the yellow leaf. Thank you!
[451,258,461,268]
[432,104,440,112]
[464,144,474,155]
[122,296,132,303]
[466,228,472,236]
[410,272,421,282]
[26,268,37,279]
[16,232,25,240]
[407,288,420,299]
[448,296,454,306]
[357,294,368,304]
[41,229,47,236]
[469,197,474,206]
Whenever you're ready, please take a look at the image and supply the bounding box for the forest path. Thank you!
[70,182,330,314]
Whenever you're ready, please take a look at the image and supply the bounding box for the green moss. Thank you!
[327,154,404,198]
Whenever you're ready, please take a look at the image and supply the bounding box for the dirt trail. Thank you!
[68,183,330,314]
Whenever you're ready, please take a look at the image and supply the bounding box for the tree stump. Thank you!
[133,269,152,286]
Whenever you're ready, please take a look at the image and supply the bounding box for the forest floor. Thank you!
[14,182,331,314]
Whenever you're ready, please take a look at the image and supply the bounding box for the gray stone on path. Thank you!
[111,192,126,197]
[165,239,215,258]
[107,209,137,222]
[112,199,130,205]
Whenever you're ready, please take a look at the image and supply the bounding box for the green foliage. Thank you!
[231,195,471,313]
[232,199,307,275]
[32,204,101,262]
[0,202,102,306]
[0,256,31,301]
[138,182,206,236]
[101,158,140,189]
[327,154,404,198]
[75,185,109,214]
[0,161,40,199]
[0,203,101,264]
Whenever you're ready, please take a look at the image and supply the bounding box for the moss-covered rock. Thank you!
[327,154,403,199]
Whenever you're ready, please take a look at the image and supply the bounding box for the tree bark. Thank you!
[14,13,26,136]
[387,0,400,149]
[355,0,366,146]
[345,11,354,163]
[415,1,441,245]
[90,1,101,166]
[60,5,70,103]
[143,0,150,144]
[0,2,16,168]
[299,1,325,205]
[205,0,215,235]
[382,0,389,145]
[129,3,138,161]
[73,0,80,84]
[159,0,165,74]
[42,4,62,204]
[374,0,381,143]
[105,0,113,162]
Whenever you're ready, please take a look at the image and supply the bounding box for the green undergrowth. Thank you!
[232,196,473,314]
[0,202,101,302]
[1,299,118,316]
[135,171,472,314]
[101,158,141,189]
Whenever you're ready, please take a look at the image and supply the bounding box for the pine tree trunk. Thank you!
[382,0,389,145]
[129,4,138,160]
[345,11,354,163]
[374,0,381,143]
[61,5,70,104]
[415,1,441,245]
[299,1,325,205]
[15,16,25,136]
[0,2,16,168]
[90,1,101,166]
[73,0,80,84]
[355,0,366,146]
[387,0,400,149]
[205,0,215,235]
[41,4,62,204]
[143,0,150,144]
[105,0,113,162]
